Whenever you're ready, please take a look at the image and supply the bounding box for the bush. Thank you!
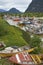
[29,35,41,54]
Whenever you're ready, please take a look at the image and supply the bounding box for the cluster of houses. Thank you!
[0,42,30,53]
[4,15,43,34]
[0,42,43,65]
[0,43,42,65]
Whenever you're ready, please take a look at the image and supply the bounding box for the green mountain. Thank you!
[8,8,21,13]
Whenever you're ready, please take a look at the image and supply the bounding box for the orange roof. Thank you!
[13,19,21,21]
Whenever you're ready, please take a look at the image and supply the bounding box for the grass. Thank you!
[0,58,13,65]
[0,18,29,47]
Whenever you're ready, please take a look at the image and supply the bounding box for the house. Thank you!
[9,53,34,65]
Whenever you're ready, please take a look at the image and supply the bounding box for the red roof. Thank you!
[13,18,21,21]
[9,53,34,65]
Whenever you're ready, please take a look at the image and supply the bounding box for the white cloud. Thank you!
[0,0,32,12]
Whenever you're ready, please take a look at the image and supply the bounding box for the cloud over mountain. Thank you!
[0,0,32,12]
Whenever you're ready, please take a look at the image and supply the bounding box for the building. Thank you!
[9,53,34,65]
[9,53,42,65]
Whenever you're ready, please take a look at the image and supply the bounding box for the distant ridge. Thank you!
[8,8,21,13]
[0,8,21,13]
[0,9,6,12]
[25,0,43,12]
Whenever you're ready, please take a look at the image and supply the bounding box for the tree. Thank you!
[29,35,41,54]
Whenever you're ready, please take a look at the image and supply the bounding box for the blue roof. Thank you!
[24,21,32,24]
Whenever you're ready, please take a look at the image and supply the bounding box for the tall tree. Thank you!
[29,35,41,54]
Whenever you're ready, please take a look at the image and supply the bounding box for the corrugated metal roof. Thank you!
[9,53,34,65]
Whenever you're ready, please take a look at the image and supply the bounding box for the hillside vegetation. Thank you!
[0,18,29,47]
[0,17,42,54]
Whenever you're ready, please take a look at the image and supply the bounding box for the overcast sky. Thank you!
[0,0,32,12]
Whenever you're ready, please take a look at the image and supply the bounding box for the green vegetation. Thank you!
[0,58,13,65]
[24,12,43,17]
[29,35,41,48]
[0,18,29,47]
[29,35,41,54]
[1,12,43,17]
[8,12,43,17]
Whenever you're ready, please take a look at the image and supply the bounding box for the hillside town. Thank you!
[0,0,43,65]
[0,14,42,65]
[4,15,43,34]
